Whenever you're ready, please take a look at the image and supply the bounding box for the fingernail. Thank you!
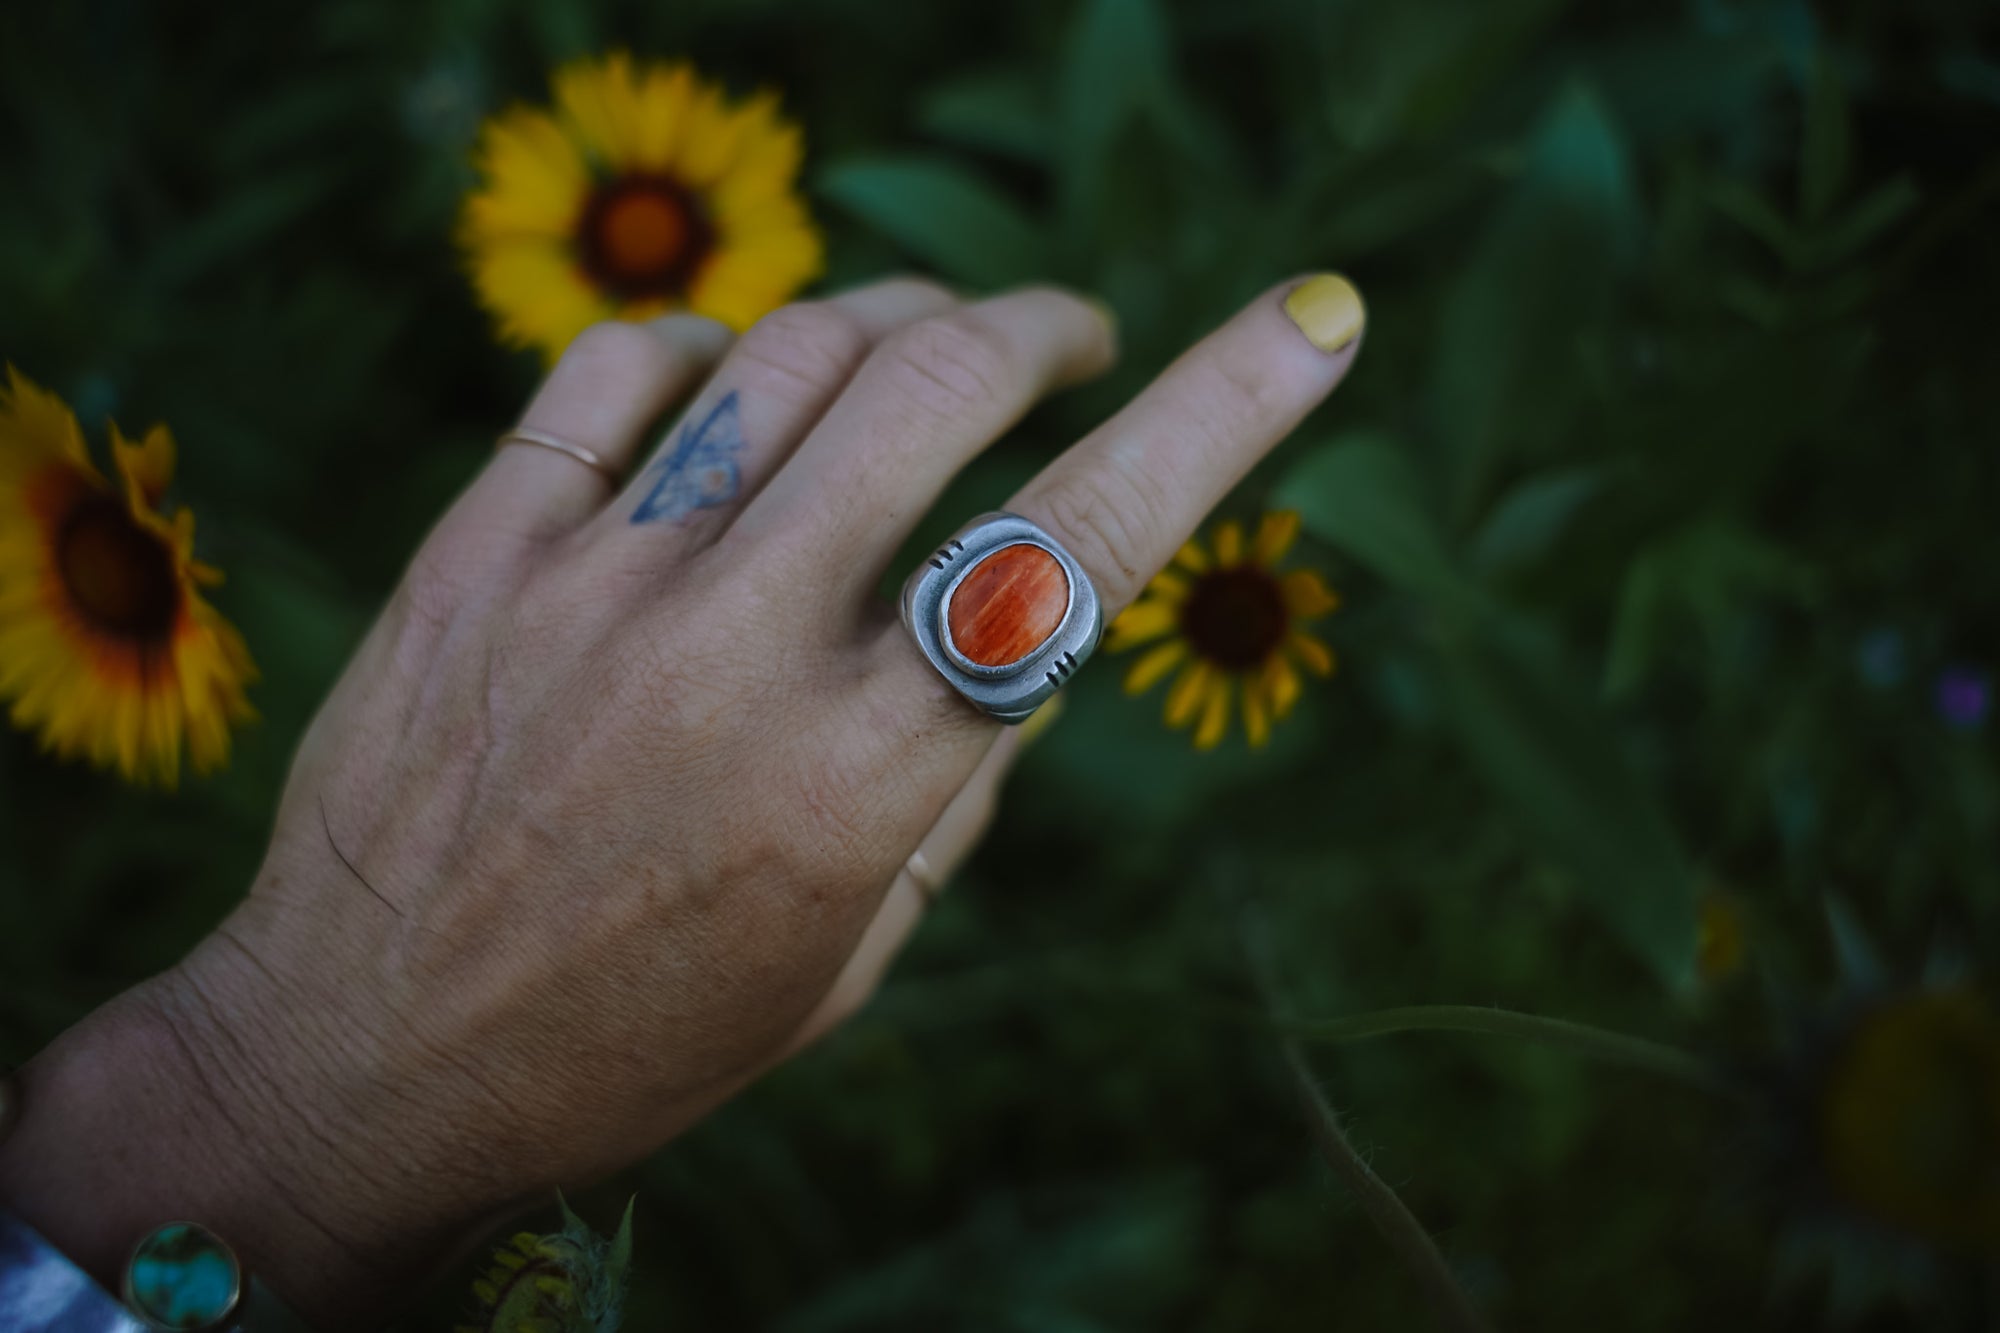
[1283,274,1366,353]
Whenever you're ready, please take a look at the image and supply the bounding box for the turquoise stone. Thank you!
[124,1222,241,1330]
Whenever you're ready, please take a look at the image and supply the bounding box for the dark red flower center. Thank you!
[1179,566,1289,671]
[58,496,179,640]
[578,175,714,299]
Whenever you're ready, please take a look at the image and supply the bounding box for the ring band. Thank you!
[496,428,619,483]
[900,511,1103,724]
[904,850,944,903]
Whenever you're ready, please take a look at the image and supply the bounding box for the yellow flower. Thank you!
[0,368,255,786]
[1695,890,1749,983]
[459,52,824,362]
[458,1198,632,1333]
[1107,511,1338,750]
[1817,988,2000,1255]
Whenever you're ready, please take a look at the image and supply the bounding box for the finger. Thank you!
[864,273,1364,756]
[728,286,1117,600]
[585,277,960,555]
[1014,273,1364,614]
[780,723,1029,1055]
[456,316,733,546]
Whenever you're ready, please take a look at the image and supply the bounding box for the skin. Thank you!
[0,274,1360,1327]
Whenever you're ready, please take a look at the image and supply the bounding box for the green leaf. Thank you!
[1282,437,1696,984]
[606,1196,635,1280]
[1468,467,1603,575]
[817,156,1049,289]
[1603,522,1820,697]
[142,165,348,295]
[1709,177,1805,266]
[1275,433,1473,611]
[919,69,1050,162]
[1436,627,1698,988]
[1809,175,1920,268]
[1430,82,1640,516]
[1055,0,1178,230]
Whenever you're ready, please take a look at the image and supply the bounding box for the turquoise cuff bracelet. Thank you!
[0,1209,309,1333]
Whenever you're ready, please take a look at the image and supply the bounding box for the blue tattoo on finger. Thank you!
[630,391,744,525]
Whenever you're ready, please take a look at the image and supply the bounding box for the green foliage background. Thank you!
[3,0,1997,1327]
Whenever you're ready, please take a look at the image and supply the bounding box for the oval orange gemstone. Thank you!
[946,542,1070,668]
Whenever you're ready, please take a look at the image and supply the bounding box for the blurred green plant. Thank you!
[3,0,1997,1327]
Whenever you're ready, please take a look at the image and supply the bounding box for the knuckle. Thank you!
[1039,466,1168,591]
[878,312,1016,417]
[731,302,872,399]
[874,275,957,307]
[560,319,676,376]
[1185,355,1288,450]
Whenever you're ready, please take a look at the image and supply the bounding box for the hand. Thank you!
[0,272,1362,1325]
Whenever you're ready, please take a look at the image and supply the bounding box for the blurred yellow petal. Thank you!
[1164,662,1212,729]
[1241,678,1271,748]
[630,61,698,171]
[554,50,643,169]
[1144,568,1191,603]
[1193,676,1232,750]
[1212,520,1244,567]
[1123,640,1186,695]
[1291,630,1336,677]
[466,239,611,362]
[1172,538,1210,574]
[463,109,590,237]
[1251,510,1300,567]
[1266,655,1302,718]
[110,422,175,510]
[1019,691,1064,746]
[1106,597,1178,651]
[1282,568,1341,619]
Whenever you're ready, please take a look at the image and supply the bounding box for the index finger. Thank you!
[863,272,1363,762]
[849,272,1363,870]
[1010,272,1364,617]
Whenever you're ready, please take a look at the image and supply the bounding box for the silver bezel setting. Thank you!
[900,511,1103,724]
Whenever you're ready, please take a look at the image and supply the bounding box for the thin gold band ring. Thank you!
[496,428,620,484]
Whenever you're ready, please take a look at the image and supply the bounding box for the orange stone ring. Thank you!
[900,512,1103,723]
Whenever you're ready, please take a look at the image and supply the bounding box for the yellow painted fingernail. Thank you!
[1283,273,1365,353]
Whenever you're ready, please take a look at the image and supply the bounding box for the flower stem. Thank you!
[1279,1038,1493,1333]
[1230,879,1491,1333]
[1275,1005,1719,1090]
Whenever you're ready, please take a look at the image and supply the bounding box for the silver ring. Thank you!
[900,511,1102,724]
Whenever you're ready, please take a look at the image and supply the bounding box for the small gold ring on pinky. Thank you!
[904,850,946,905]
[496,428,620,484]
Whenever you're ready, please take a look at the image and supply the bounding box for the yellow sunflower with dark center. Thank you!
[460,52,824,362]
[1817,988,2000,1255]
[0,368,255,786]
[1107,511,1339,750]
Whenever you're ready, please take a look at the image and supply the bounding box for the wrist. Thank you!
[0,944,472,1327]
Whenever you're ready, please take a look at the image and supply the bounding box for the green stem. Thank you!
[1277,1004,1719,1089]
[1279,1037,1493,1333]
[1231,886,1491,1333]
